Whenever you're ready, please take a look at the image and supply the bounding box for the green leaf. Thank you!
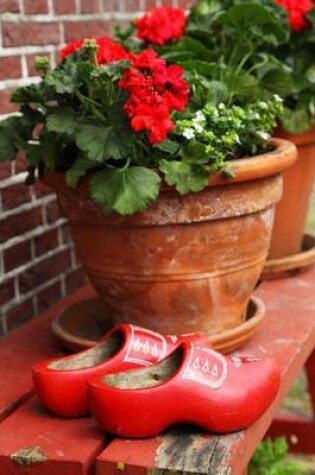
[91,60,132,80]
[160,38,214,62]
[159,160,209,195]
[11,84,45,104]
[0,129,16,161]
[45,62,81,94]
[205,80,229,104]
[181,141,208,164]
[46,107,77,135]
[260,69,294,96]
[181,60,217,76]
[154,139,180,154]
[90,166,161,215]
[227,72,259,99]
[66,155,96,187]
[281,107,313,134]
[219,3,287,44]
[41,131,62,172]
[76,120,132,161]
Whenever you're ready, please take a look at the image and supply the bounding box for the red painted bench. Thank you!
[0,267,314,475]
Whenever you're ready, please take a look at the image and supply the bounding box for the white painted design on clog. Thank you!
[182,344,228,389]
[123,325,167,367]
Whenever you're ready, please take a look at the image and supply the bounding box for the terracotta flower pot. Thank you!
[43,139,296,336]
[268,124,315,259]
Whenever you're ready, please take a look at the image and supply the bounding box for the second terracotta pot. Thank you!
[268,124,315,259]
[44,139,296,336]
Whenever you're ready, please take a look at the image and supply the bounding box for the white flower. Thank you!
[218,103,225,110]
[195,111,206,122]
[259,101,268,110]
[256,131,271,141]
[192,121,204,133]
[183,128,195,140]
[273,94,283,103]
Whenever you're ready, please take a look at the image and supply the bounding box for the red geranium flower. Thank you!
[276,0,313,31]
[131,102,175,144]
[60,36,130,64]
[136,7,186,45]
[96,37,131,64]
[153,64,189,111]
[132,48,166,72]
[60,40,84,60]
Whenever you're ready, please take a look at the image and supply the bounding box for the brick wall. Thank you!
[0,0,193,336]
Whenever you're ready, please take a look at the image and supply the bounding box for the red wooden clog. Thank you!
[32,324,207,417]
[88,342,280,437]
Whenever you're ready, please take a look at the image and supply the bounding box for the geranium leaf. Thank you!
[219,3,287,44]
[154,139,180,154]
[45,62,81,94]
[90,167,161,215]
[281,107,313,134]
[159,160,208,194]
[76,120,132,161]
[66,155,96,187]
[260,69,294,96]
[46,107,77,135]
[0,129,16,161]
[227,72,259,99]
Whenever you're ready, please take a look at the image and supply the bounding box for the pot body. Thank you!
[45,139,296,335]
[268,125,315,259]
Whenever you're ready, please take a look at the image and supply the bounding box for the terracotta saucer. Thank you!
[262,233,315,281]
[52,296,265,354]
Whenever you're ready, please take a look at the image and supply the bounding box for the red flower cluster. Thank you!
[276,0,313,31]
[60,36,130,63]
[136,7,186,45]
[119,49,189,144]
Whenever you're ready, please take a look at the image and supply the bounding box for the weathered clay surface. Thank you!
[44,139,296,336]
[269,125,315,258]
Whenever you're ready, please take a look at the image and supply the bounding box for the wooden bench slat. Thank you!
[0,396,104,475]
[0,285,95,421]
[96,266,315,475]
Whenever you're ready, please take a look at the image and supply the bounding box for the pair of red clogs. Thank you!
[32,324,280,438]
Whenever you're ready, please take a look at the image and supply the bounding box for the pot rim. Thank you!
[42,138,297,190]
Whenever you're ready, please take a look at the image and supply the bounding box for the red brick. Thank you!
[5,299,34,333]
[61,224,72,244]
[0,56,22,81]
[3,22,60,47]
[44,199,61,224]
[24,0,48,14]
[81,0,100,13]
[145,0,158,8]
[0,162,12,180]
[123,0,140,11]
[31,180,54,198]
[1,183,32,211]
[53,0,76,14]
[0,89,18,115]
[0,0,19,12]
[64,20,110,42]
[0,280,15,306]
[34,228,59,256]
[4,241,32,272]
[160,0,176,5]
[19,248,72,294]
[0,208,42,244]
[65,267,87,294]
[36,280,62,311]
